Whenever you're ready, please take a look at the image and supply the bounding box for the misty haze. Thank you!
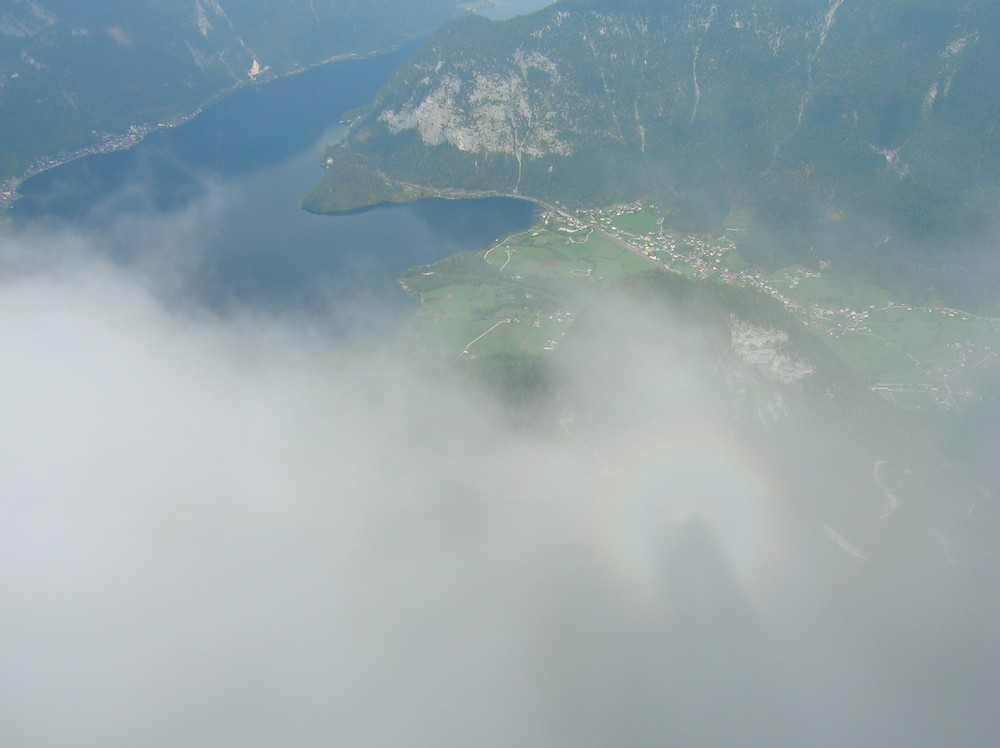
[2,1,1000,747]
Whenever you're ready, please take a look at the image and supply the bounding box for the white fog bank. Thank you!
[2,232,998,747]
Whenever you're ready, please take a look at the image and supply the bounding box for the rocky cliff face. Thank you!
[335,0,1000,294]
[369,3,809,160]
[378,49,574,159]
[730,318,815,386]
[364,0,993,167]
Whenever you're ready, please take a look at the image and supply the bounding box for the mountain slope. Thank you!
[0,0,459,186]
[316,0,1000,301]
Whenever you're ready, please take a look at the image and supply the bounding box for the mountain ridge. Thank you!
[0,0,461,190]
[314,0,1000,302]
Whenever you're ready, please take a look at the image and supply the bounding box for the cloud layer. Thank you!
[2,221,999,747]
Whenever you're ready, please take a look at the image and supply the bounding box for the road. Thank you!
[462,319,509,354]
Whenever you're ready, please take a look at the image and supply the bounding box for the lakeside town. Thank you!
[551,201,1000,409]
[0,121,182,212]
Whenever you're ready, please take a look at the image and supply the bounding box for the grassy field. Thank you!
[672,261,699,277]
[485,225,651,283]
[401,220,655,356]
[767,271,893,312]
[399,204,1000,408]
[823,310,1000,385]
[880,388,942,408]
[611,209,660,234]
[721,249,748,272]
[831,332,917,376]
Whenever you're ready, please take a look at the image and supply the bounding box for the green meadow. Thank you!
[400,206,1000,409]
[611,209,660,235]
[402,220,656,356]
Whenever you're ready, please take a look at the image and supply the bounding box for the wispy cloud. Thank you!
[1,214,998,746]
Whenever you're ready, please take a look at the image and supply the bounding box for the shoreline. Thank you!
[0,41,420,214]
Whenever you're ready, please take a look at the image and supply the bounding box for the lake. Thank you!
[10,42,537,333]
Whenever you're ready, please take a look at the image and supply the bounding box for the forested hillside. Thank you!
[0,0,459,184]
[316,0,1000,302]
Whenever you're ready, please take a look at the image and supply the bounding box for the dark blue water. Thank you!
[11,44,536,329]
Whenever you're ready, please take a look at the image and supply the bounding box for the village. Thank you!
[560,202,1000,409]
[0,117,194,212]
